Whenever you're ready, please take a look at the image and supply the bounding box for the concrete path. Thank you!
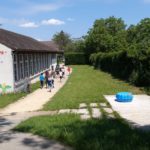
[0,75,68,114]
[105,95,150,130]
[0,68,72,150]
[0,131,71,150]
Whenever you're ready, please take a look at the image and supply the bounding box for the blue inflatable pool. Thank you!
[116,92,133,102]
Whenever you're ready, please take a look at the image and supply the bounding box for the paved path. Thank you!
[0,68,72,150]
[0,74,68,114]
[105,95,150,130]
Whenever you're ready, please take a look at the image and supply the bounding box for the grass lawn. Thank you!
[15,114,150,150]
[44,65,142,110]
[14,65,150,150]
[0,81,40,108]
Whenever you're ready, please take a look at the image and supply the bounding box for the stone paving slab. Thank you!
[80,114,91,120]
[107,114,115,119]
[58,109,70,114]
[103,108,113,114]
[104,95,150,128]
[70,109,79,114]
[91,108,101,119]
[99,103,107,107]
[79,103,87,108]
[90,103,98,107]
[77,109,89,115]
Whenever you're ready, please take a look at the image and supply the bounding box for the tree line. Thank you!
[52,16,150,89]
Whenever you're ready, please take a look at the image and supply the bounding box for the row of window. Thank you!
[13,53,56,82]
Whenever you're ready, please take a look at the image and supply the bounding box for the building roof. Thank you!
[41,41,63,53]
[0,28,60,53]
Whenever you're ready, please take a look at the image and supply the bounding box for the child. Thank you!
[45,71,49,88]
[67,66,71,75]
[39,73,44,88]
[59,70,63,82]
[48,75,52,92]
[62,66,65,78]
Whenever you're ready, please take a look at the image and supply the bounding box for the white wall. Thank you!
[0,44,14,93]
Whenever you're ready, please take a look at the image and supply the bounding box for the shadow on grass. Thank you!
[14,115,150,150]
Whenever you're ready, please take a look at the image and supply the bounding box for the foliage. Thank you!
[87,17,150,87]
[84,16,127,56]
[52,30,72,50]
[65,53,86,65]
[65,39,85,53]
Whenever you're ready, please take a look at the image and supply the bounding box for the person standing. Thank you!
[59,70,63,82]
[48,74,52,92]
[62,66,65,78]
[39,73,44,89]
[45,70,49,88]
[67,66,71,75]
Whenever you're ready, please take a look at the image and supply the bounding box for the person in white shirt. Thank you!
[59,71,63,82]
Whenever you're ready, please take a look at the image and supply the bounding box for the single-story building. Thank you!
[0,29,62,93]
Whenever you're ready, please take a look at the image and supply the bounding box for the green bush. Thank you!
[65,53,87,65]
[90,50,150,86]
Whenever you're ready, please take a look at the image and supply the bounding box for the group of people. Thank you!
[39,65,71,92]
[39,70,54,92]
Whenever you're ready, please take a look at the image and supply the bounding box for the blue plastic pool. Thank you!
[116,92,133,102]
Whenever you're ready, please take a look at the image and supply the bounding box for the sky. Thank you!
[0,0,150,41]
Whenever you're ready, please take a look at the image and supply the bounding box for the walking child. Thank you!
[45,70,49,88]
[48,75,52,92]
[39,73,44,88]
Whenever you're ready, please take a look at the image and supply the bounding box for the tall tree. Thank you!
[52,30,71,50]
[84,16,127,55]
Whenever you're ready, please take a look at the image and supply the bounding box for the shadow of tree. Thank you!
[14,115,150,150]
[22,137,67,149]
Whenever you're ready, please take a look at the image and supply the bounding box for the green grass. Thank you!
[44,65,142,110]
[0,81,40,108]
[15,114,150,150]
[15,65,149,150]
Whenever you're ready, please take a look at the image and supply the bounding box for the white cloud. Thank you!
[67,18,75,21]
[19,22,39,28]
[41,19,65,25]
[19,1,68,15]
[29,3,62,14]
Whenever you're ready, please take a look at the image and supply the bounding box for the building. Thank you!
[0,29,62,93]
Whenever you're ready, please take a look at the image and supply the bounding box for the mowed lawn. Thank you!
[15,65,150,150]
[0,81,40,108]
[44,65,142,110]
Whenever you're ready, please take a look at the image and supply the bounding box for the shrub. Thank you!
[65,53,87,65]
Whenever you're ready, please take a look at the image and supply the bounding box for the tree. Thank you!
[52,30,72,50]
[84,16,127,57]
[65,39,85,53]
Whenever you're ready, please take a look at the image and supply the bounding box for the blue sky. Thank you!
[0,0,150,41]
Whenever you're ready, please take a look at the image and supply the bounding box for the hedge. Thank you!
[90,51,150,86]
[65,53,87,65]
